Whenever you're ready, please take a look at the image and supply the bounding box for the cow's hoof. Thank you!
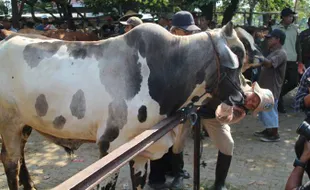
[170,176,184,190]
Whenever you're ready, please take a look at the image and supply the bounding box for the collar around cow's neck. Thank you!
[205,31,221,95]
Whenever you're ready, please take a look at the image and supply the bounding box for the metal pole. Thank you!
[193,114,201,190]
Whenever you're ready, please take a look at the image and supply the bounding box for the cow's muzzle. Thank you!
[209,72,245,107]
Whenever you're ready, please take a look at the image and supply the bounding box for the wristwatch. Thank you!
[293,158,307,169]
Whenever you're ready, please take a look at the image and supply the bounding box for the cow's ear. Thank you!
[222,21,234,37]
[216,38,239,69]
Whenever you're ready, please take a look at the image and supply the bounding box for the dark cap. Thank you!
[172,11,201,32]
[265,29,286,45]
[281,8,296,17]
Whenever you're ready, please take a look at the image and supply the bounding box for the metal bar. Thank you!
[54,113,182,190]
[193,115,201,190]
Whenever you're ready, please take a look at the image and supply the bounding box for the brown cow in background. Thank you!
[18,28,99,41]
[0,28,99,41]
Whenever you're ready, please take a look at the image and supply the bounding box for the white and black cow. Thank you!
[0,22,246,190]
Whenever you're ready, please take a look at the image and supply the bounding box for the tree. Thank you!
[0,1,7,15]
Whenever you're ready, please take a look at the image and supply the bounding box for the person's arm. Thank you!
[252,50,286,69]
[286,141,310,190]
[296,33,303,64]
[295,70,310,112]
[258,57,273,68]
[285,156,308,190]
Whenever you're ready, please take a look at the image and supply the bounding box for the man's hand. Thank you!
[215,103,246,124]
[301,141,310,163]
[304,88,310,107]
[298,62,305,75]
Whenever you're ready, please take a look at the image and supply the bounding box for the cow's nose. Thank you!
[228,91,244,107]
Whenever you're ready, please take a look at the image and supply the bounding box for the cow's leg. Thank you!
[18,125,35,190]
[1,126,24,190]
[97,133,120,190]
[129,156,148,190]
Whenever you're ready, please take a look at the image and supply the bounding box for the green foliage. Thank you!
[0,0,7,15]
[256,0,293,12]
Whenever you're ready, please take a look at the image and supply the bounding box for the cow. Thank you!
[0,22,246,190]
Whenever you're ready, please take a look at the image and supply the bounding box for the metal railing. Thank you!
[54,113,184,190]
[54,103,203,190]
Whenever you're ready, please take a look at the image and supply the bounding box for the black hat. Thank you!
[265,29,286,45]
[171,11,201,32]
[281,8,296,17]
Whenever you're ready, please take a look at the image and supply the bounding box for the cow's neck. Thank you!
[141,33,218,115]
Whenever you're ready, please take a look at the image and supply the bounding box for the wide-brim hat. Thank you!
[252,82,275,115]
[119,10,142,21]
[120,16,143,27]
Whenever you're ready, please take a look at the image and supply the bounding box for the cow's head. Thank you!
[203,22,246,107]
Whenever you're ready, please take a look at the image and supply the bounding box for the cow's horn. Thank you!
[222,21,234,37]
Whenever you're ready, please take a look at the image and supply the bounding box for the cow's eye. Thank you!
[230,46,244,60]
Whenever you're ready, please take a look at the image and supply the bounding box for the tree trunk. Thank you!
[18,0,27,18]
[221,0,239,26]
[29,5,41,23]
[11,0,20,29]
[66,4,76,31]
[247,7,254,26]
[200,2,214,21]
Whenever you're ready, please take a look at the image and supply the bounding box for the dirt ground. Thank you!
[0,91,308,190]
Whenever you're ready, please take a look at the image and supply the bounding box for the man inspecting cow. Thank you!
[148,10,275,190]
[251,29,287,142]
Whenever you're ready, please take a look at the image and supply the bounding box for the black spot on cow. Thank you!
[23,41,62,68]
[98,99,128,156]
[107,100,128,129]
[35,94,48,117]
[66,43,87,59]
[53,115,66,129]
[98,50,142,100]
[98,127,119,157]
[99,173,119,190]
[129,160,147,189]
[70,89,86,119]
[66,41,109,60]
[137,105,147,123]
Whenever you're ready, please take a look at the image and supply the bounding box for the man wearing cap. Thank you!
[300,17,310,69]
[120,16,143,33]
[272,7,303,113]
[35,15,56,31]
[251,29,287,142]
